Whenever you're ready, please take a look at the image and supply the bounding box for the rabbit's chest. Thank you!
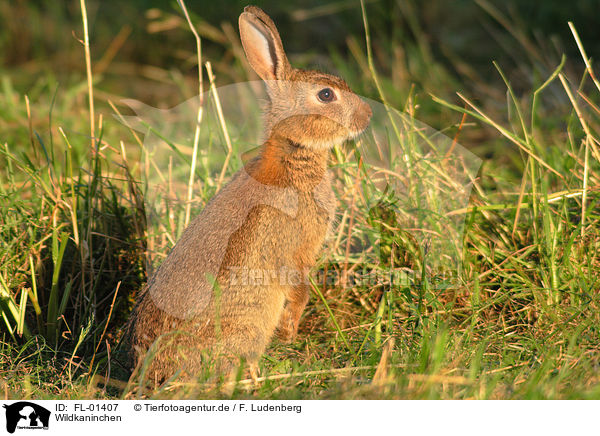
[227,177,335,269]
[296,194,331,235]
[303,177,334,218]
[292,183,335,256]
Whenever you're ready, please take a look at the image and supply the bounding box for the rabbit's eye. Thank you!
[317,88,336,102]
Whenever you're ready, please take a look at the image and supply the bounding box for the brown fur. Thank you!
[125,5,371,383]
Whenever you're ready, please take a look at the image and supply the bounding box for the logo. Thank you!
[2,402,50,434]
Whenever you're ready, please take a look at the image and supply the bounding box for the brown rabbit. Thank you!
[126,5,371,383]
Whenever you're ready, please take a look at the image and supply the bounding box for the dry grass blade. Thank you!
[88,281,121,374]
[568,22,600,94]
[372,337,395,385]
[79,0,95,149]
[557,73,592,239]
[224,364,409,389]
[177,0,204,227]
[455,92,562,178]
[205,61,233,192]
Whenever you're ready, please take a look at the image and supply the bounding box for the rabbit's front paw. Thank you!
[275,310,297,343]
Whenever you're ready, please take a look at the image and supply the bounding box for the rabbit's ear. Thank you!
[239,7,291,81]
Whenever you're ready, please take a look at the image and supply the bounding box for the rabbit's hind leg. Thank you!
[218,354,260,395]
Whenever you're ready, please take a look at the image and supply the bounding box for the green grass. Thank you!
[1,0,599,400]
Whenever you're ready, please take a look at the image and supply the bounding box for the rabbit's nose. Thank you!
[355,101,372,130]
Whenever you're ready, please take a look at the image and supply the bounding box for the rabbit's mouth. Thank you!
[349,124,369,139]
[349,117,372,139]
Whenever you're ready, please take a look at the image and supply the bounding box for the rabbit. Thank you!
[125,5,372,384]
